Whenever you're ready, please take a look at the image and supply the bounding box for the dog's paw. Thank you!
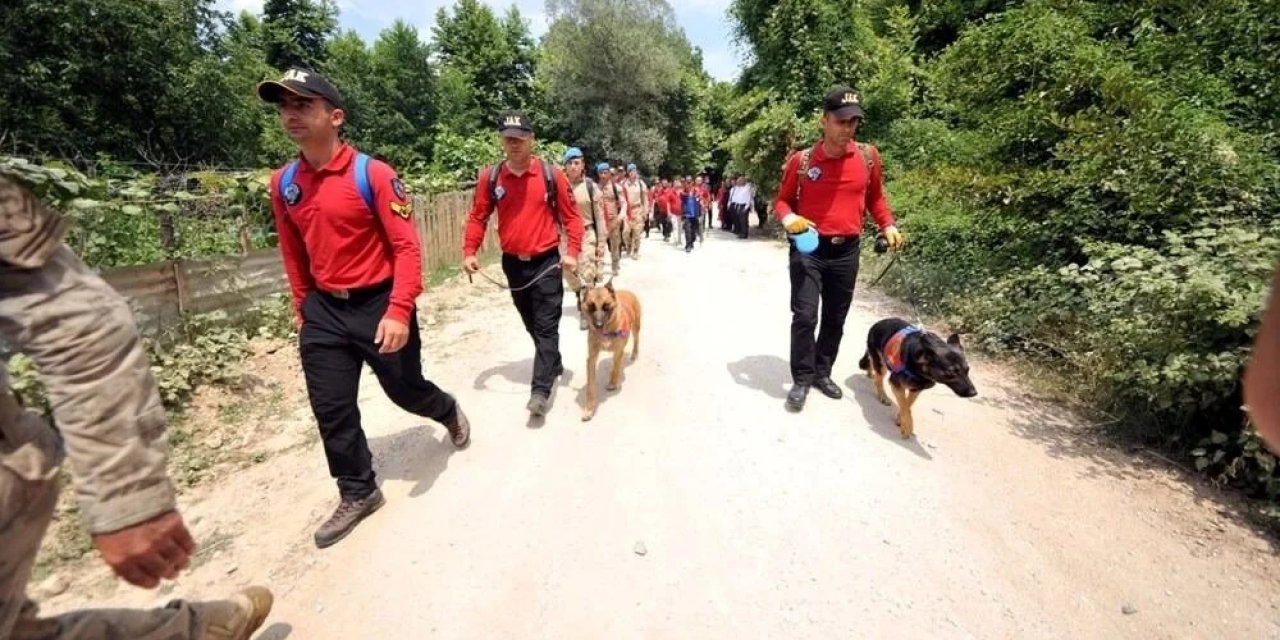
[878,395,893,406]
[606,382,620,391]
[582,412,595,422]
[900,431,912,440]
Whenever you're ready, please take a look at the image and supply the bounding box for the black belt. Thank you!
[819,234,860,246]
[318,278,392,301]
[503,247,558,262]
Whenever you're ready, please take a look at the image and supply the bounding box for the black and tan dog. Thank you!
[579,280,642,421]
[858,318,977,439]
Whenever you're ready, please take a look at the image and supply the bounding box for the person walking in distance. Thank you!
[646,178,661,239]
[655,178,675,241]
[729,175,755,239]
[462,111,584,417]
[701,174,711,234]
[671,177,686,246]
[678,178,703,253]
[260,68,470,548]
[561,147,606,330]
[774,85,905,411]
[621,163,649,259]
[595,162,628,275]
[0,173,274,639]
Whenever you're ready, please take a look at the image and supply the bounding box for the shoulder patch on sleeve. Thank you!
[390,200,414,219]
[391,177,407,201]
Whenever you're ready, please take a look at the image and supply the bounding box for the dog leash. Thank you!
[466,262,562,292]
[865,251,901,288]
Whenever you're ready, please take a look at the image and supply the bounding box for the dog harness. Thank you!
[594,305,633,340]
[883,325,924,380]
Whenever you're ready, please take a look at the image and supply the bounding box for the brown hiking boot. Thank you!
[314,489,384,549]
[445,404,471,449]
[201,586,274,640]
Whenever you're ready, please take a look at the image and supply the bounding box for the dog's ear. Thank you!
[947,333,963,349]
[604,277,614,293]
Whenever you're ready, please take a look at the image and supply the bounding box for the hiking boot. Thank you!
[314,489,385,549]
[445,404,471,449]
[527,393,550,417]
[785,385,810,412]
[205,586,274,640]
[814,377,843,400]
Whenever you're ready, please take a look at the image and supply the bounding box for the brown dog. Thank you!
[579,280,642,421]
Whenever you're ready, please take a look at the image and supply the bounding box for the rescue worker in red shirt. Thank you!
[695,175,712,237]
[259,68,470,549]
[463,112,584,417]
[774,85,905,412]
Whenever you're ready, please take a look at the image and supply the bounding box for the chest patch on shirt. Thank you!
[284,182,303,206]
[806,166,822,181]
[494,185,507,201]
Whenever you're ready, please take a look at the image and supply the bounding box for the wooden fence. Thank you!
[103,190,492,336]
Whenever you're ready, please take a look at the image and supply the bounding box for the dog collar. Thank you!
[884,325,924,379]
[593,306,632,339]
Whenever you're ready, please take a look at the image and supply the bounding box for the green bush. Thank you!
[8,293,296,415]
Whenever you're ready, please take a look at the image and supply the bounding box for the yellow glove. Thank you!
[883,225,905,250]
[782,214,814,234]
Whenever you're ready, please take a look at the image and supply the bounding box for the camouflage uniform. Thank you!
[622,178,648,259]
[598,180,627,275]
[0,174,266,639]
[561,178,606,292]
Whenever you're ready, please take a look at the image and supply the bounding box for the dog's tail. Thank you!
[858,351,870,372]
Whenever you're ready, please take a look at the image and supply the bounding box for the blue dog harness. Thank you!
[883,325,925,381]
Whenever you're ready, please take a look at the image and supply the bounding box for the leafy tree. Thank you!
[262,0,338,70]
[433,0,537,132]
[540,0,687,171]
[370,21,438,164]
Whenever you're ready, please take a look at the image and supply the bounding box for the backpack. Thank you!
[487,159,557,218]
[795,142,875,202]
[277,152,375,212]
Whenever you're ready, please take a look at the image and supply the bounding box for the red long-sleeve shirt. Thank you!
[663,188,681,213]
[270,144,421,325]
[463,158,584,259]
[773,140,895,236]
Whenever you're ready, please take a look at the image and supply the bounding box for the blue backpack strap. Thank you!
[487,163,502,214]
[354,152,374,213]
[277,159,301,204]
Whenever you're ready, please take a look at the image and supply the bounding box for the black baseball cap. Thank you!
[257,68,345,110]
[823,86,865,120]
[497,111,534,138]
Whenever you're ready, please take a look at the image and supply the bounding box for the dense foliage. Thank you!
[725,0,1280,496]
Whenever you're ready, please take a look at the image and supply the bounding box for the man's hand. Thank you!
[374,318,410,354]
[562,254,578,272]
[883,225,905,250]
[463,255,480,273]
[92,510,196,589]
[782,214,814,234]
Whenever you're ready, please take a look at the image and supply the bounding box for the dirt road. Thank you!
[47,228,1280,638]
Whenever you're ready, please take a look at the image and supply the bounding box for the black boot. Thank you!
[814,377,843,400]
[785,385,810,412]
